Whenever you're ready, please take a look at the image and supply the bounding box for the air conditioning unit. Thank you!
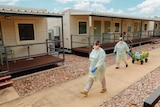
[53,26,60,37]
[48,29,54,39]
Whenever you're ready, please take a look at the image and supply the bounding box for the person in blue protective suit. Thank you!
[113,37,130,69]
[80,40,107,97]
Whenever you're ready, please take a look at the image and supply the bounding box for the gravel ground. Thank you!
[100,66,160,107]
[12,42,160,106]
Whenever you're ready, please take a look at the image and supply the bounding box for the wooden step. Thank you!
[0,75,12,81]
[0,80,13,87]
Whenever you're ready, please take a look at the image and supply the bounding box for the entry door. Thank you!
[94,21,101,41]
[134,22,139,38]
[134,22,138,32]
[104,21,111,33]
[104,21,111,43]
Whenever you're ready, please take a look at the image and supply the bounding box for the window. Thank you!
[18,24,35,41]
[144,24,147,31]
[115,23,119,32]
[0,22,3,46]
[155,24,157,29]
[127,24,131,32]
[79,22,87,34]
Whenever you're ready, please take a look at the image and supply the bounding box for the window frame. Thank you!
[155,24,157,29]
[15,21,37,44]
[144,24,147,31]
[78,21,87,35]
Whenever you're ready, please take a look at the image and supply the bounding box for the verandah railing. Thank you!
[0,39,64,73]
[71,30,155,50]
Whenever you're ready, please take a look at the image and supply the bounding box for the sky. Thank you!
[0,0,160,18]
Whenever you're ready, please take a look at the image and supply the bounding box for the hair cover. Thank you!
[119,37,123,40]
[93,40,100,45]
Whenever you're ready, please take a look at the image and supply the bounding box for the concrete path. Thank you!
[0,48,160,107]
[0,87,19,105]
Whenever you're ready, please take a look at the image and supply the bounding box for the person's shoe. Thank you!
[100,89,107,93]
[115,67,119,69]
[80,90,88,96]
[126,64,128,67]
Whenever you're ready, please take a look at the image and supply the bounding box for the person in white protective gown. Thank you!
[113,37,130,69]
[80,40,107,97]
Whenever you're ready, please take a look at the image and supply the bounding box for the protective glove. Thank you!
[91,67,97,73]
[112,52,116,55]
[128,51,131,55]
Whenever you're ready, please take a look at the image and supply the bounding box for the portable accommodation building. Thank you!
[60,9,160,54]
[0,5,64,74]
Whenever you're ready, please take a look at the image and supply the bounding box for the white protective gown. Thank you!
[114,41,129,64]
[89,47,106,81]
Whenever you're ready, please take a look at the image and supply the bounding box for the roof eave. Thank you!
[67,9,160,21]
[0,10,63,18]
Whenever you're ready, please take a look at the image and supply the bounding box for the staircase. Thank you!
[0,75,13,88]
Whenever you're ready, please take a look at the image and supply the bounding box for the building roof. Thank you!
[0,5,62,18]
[65,9,160,22]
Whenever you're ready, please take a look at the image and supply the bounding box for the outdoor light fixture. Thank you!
[4,16,11,20]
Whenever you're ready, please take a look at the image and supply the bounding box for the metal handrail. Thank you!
[1,39,64,72]
[71,34,90,48]
[70,30,156,54]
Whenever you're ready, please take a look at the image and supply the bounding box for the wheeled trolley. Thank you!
[130,51,149,65]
